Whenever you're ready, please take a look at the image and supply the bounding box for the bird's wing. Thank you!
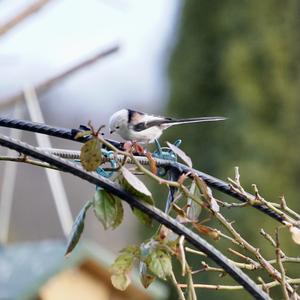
[132,117,173,132]
[127,109,171,131]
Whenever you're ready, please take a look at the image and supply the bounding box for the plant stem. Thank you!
[178,278,300,290]
[170,271,186,300]
[0,155,57,170]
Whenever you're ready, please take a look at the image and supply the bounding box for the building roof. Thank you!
[0,240,168,300]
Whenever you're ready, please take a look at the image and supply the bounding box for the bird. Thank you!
[109,109,226,144]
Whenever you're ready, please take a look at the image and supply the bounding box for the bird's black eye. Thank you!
[116,126,120,129]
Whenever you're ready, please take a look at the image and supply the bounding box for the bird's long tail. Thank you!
[163,116,226,127]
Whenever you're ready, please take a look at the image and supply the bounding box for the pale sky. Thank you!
[0,0,181,124]
[0,0,182,248]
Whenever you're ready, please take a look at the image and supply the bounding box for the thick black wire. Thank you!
[165,163,285,223]
[0,134,270,300]
[0,116,285,224]
[0,117,122,148]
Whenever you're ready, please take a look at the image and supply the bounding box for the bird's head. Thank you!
[109,109,128,135]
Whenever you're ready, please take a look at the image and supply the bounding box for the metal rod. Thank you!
[24,87,73,237]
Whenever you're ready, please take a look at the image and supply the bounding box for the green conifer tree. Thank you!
[165,1,300,298]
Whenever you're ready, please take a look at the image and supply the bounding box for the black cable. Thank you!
[166,161,285,223]
[0,133,270,300]
[0,117,122,147]
[0,116,286,224]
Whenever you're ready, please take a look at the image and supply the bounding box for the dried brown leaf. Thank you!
[145,152,157,174]
[192,223,220,240]
[194,176,219,213]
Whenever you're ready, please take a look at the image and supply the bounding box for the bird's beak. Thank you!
[110,130,115,134]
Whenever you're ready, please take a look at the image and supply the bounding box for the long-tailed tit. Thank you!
[109,109,226,143]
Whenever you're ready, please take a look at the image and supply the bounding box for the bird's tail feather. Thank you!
[164,116,226,127]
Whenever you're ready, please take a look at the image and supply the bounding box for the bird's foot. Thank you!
[123,141,158,174]
[123,141,145,155]
[145,151,158,174]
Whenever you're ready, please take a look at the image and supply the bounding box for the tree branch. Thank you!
[0,0,52,37]
[0,155,57,170]
[0,45,119,110]
[178,278,300,290]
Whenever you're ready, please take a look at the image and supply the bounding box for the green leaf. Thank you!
[93,189,124,230]
[111,273,130,291]
[140,262,156,288]
[113,195,124,229]
[133,208,152,226]
[148,249,172,280]
[166,142,192,167]
[65,201,91,257]
[111,245,139,274]
[110,245,139,291]
[120,167,154,204]
[120,167,154,225]
[80,138,102,171]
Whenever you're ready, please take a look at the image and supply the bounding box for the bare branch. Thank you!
[260,229,276,248]
[276,228,290,300]
[178,278,300,290]
[0,155,57,170]
[0,0,52,37]
[170,271,186,300]
[185,247,207,257]
[0,45,119,110]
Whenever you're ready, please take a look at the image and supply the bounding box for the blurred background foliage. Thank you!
[161,0,300,299]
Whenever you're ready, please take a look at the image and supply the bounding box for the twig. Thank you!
[269,198,300,221]
[218,231,240,245]
[260,229,276,248]
[185,247,207,257]
[0,45,119,110]
[228,256,300,271]
[97,134,180,187]
[0,155,57,170]
[191,262,225,275]
[228,248,258,266]
[252,184,295,225]
[170,271,186,300]
[216,199,248,208]
[228,175,298,226]
[234,166,240,185]
[276,228,290,300]
[0,0,52,37]
[180,169,297,295]
[179,235,186,276]
[186,263,197,300]
[178,278,300,290]
[209,207,295,294]
[257,277,270,295]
